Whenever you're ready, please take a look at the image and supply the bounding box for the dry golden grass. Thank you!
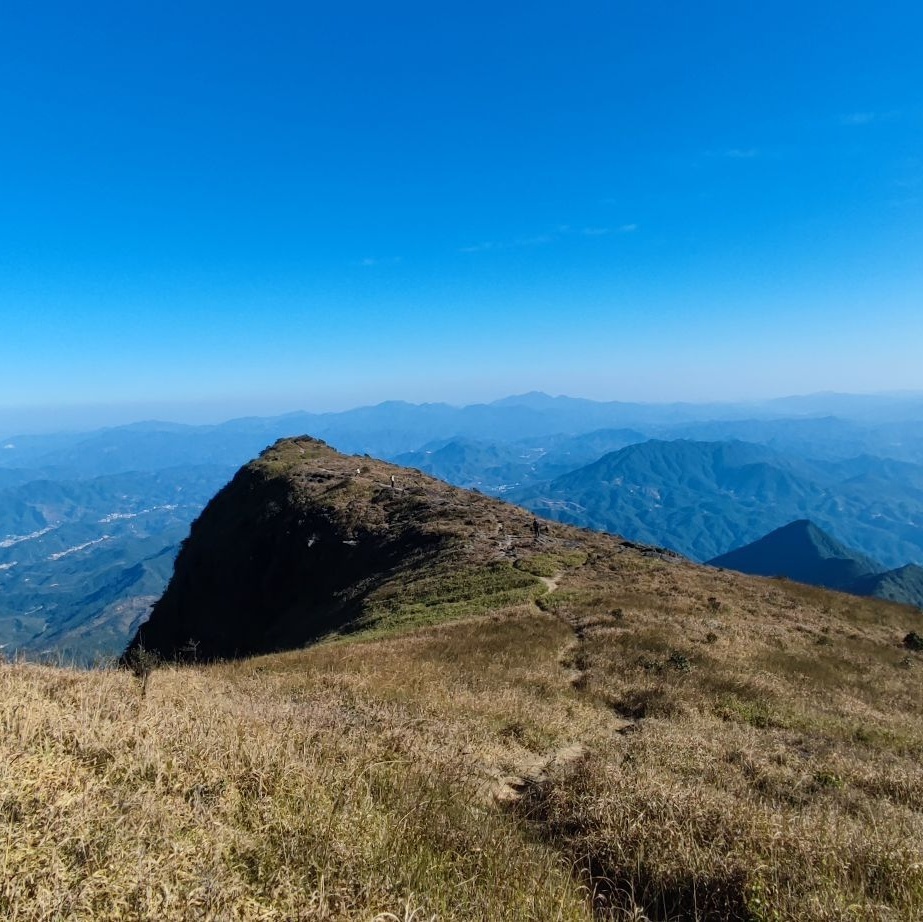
[3,535,923,920]
[0,623,591,921]
[528,549,923,921]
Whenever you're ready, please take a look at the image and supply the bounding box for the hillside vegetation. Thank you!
[512,439,923,567]
[4,439,923,920]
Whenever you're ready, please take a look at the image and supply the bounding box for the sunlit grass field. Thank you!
[3,535,922,920]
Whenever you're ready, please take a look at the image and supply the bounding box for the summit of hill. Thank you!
[127,436,666,661]
[708,519,884,591]
[709,520,923,608]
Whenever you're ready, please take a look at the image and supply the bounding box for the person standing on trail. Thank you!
[390,474,396,490]
[532,518,541,543]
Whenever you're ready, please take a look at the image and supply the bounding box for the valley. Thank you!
[0,466,236,660]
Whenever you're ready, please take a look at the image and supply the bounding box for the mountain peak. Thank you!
[489,391,557,408]
[125,436,635,661]
[769,519,851,554]
[708,519,884,592]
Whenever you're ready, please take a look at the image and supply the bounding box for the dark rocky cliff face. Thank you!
[124,436,561,660]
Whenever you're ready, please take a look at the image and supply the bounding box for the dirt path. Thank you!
[492,742,588,804]
[489,567,637,805]
[537,573,561,593]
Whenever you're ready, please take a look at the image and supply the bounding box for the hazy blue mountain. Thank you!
[852,564,923,609]
[6,392,923,479]
[707,520,884,591]
[309,400,648,455]
[662,417,923,464]
[391,428,646,494]
[757,392,923,422]
[0,464,235,662]
[521,428,649,472]
[511,440,923,566]
[237,398,923,465]
[492,391,923,427]
[0,421,282,477]
[708,520,923,609]
[0,399,607,482]
[391,439,539,492]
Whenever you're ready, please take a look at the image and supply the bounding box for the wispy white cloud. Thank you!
[840,110,899,126]
[356,256,402,267]
[458,234,554,254]
[841,112,877,125]
[699,146,794,164]
[459,223,637,254]
[888,195,920,208]
[700,147,760,160]
[580,224,637,236]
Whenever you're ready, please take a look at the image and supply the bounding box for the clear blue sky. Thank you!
[1,1,921,428]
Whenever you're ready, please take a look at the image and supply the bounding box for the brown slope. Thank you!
[125,436,670,661]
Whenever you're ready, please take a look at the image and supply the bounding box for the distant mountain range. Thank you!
[512,439,923,567]
[5,391,923,475]
[708,519,923,609]
[3,391,923,660]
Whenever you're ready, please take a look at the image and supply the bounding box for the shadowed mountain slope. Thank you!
[847,563,923,609]
[127,436,650,661]
[710,520,923,609]
[707,519,884,591]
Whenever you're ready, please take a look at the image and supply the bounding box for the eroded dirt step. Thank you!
[490,743,589,804]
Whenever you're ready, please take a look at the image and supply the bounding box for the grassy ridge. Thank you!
[4,469,923,918]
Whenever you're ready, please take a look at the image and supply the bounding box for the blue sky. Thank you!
[1,1,921,428]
